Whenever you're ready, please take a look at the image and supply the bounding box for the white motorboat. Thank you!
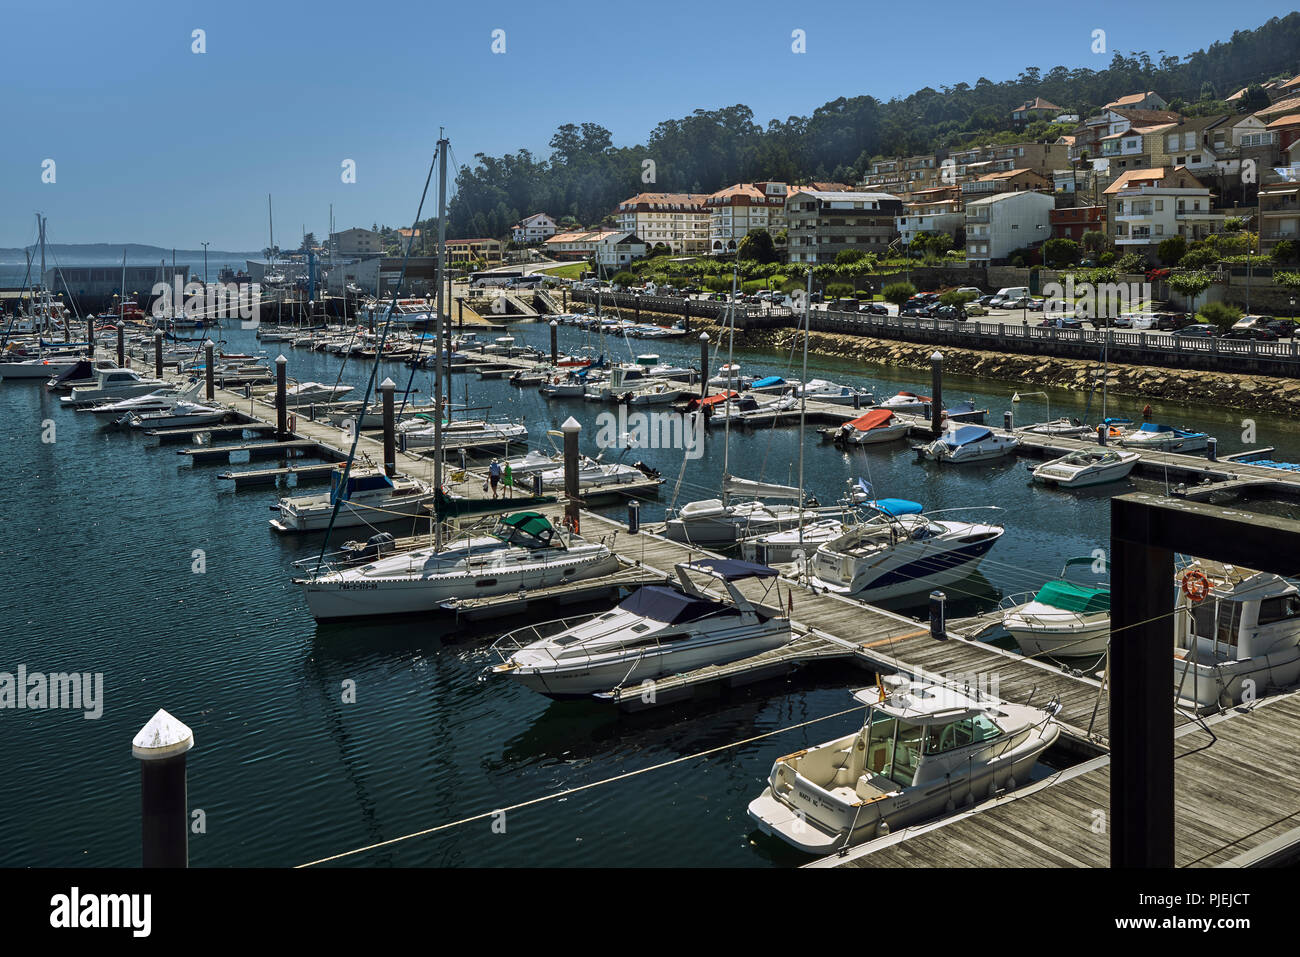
[1119,422,1210,453]
[708,363,752,390]
[1022,417,1092,438]
[537,455,661,491]
[666,474,819,545]
[540,371,590,397]
[807,504,1004,603]
[483,559,793,698]
[271,466,437,533]
[295,511,618,620]
[500,448,563,477]
[799,378,872,406]
[1031,447,1139,488]
[324,400,439,430]
[917,424,1021,464]
[1002,558,1111,659]
[400,420,527,450]
[738,518,848,565]
[61,367,172,406]
[278,381,354,407]
[836,408,913,445]
[622,381,683,406]
[747,677,1061,854]
[127,400,228,430]
[84,380,204,418]
[1174,566,1300,712]
[0,353,85,380]
[748,375,799,396]
[877,390,931,413]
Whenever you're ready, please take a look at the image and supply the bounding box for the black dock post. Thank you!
[562,416,581,533]
[699,333,710,398]
[627,499,640,534]
[274,355,288,439]
[1110,496,1175,867]
[133,708,194,868]
[1206,437,1217,462]
[550,320,558,365]
[380,377,396,477]
[154,329,164,379]
[116,322,125,368]
[204,340,215,401]
[1004,411,1014,432]
[930,350,944,435]
[929,591,947,639]
[87,314,95,357]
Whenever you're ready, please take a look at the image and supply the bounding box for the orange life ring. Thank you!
[1181,569,1210,603]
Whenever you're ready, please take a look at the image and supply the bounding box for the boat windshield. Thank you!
[867,712,925,787]
[922,714,1003,754]
[492,512,555,548]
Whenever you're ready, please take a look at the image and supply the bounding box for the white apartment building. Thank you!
[511,213,557,244]
[964,190,1055,264]
[705,182,788,253]
[615,193,711,255]
[896,196,964,245]
[1104,167,1222,252]
[594,232,649,268]
[785,190,903,265]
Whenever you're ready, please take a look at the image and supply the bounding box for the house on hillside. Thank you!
[1011,97,1063,123]
[1104,167,1221,256]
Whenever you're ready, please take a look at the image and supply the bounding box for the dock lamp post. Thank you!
[201,241,209,285]
[1011,390,1049,427]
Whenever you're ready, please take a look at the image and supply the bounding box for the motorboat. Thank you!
[836,409,912,445]
[738,517,850,565]
[0,352,86,380]
[622,381,684,406]
[324,400,439,430]
[537,455,662,492]
[1022,417,1092,438]
[61,367,172,406]
[278,381,354,407]
[271,466,437,533]
[747,677,1061,854]
[799,378,873,406]
[916,425,1021,464]
[295,511,618,620]
[126,400,229,430]
[666,474,819,545]
[1174,565,1300,712]
[708,363,752,390]
[1119,423,1210,454]
[1031,447,1139,488]
[400,420,528,450]
[482,559,793,698]
[749,375,799,396]
[540,371,590,398]
[44,359,119,393]
[1002,558,1111,659]
[877,391,931,414]
[806,503,1004,602]
[84,380,204,419]
[500,448,563,478]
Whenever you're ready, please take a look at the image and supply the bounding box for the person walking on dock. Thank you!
[503,462,514,498]
[489,459,503,499]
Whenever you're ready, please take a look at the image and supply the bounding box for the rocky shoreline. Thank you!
[692,323,1300,416]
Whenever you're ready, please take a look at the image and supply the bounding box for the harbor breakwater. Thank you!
[694,322,1300,417]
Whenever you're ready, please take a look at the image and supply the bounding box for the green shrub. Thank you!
[881,281,916,306]
[1198,300,1242,332]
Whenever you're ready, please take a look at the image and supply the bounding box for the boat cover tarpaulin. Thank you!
[869,498,923,516]
[942,425,993,448]
[1137,423,1174,433]
[688,391,738,410]
[49,360,92,386]
[751,376,787,389]
[1034,581,1110,614]
[618,585,723,624]
[500,512,553,536]
[721,473,800,500]
[689,558,780,580]
[844,409,895,431]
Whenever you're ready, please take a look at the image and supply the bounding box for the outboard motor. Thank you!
[339,532,397,564]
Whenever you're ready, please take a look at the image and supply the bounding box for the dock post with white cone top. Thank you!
[562,416,581,534]
[930,350,944,435]
[550,320,558,365]
[380,377,396,477]
[116,322,125,368]
[133,709,194,868]
[699,333,709,398]
[204,340,215,400]
[274,355,288,439]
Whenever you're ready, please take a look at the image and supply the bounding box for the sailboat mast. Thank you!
[38,214,47,332]
[433,132,449,550]
[722,265,737,479]
[798,268,810,546]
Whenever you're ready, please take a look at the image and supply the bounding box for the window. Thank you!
[1258,594,1300,625]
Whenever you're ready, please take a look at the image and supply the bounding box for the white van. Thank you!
[991,286,1030,308]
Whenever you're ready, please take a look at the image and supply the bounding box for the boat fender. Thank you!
[1181,569,1210,603]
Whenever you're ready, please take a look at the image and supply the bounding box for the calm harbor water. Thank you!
[3,318,1299,867]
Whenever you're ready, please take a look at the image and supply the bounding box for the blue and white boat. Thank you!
[1119,422,1210,453]
[917,424,1021,464]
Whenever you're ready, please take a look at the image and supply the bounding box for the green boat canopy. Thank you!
[1035,580,1110,614]
[499,512,554,537]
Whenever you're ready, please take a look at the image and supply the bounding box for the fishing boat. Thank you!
[747,676,1061,854]
[799,378,873,406]
[1174,565,1300,711]
[916,425,1021,464]
[482,559,793,698]
[1002,558,1111,658]
[295,511,618,620]
[806,503,1004,602]
[666,475,819,545]
[271,466,437,533]
[1119,423,1210,454]
[836,409,912,445]
[1031,447,1139,488]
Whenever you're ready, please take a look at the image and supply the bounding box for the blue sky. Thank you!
[1,0,1289,249]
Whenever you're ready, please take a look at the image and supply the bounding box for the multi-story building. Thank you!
[1258,167,1300,252]
[330,227,381,257]
[594,232,649,268]
[704,182,789,253]
[785,190,903,264]
[511,213,558,244]
[961,168,1051,198]
[1049,205,1107,242]
[1070,109,1180,164]
[445,238,503,265]
[615,192,711,255]
[964,190,1055,264]
[1266,113,1300,164]
[895,187,964,245]
[1104,167,1222,253]
[945,142,1069,182]
[543,229,622,260]
[1145,116,1234,176]
[1104,91,1168,112]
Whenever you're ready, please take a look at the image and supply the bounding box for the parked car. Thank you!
[1155,312,1195,331]
[1039,317,1084,330]
[935,305,968,321]
[1266,318,1297,338]
[1222,327,1279,341]
[1173,324,1217,338]
[953,287,983,299]
[964,303,988,317]
[861,302,889,316]
[976,295,996,307]
[1003,297,1042,311]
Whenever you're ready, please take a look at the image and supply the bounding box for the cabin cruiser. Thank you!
[278,381,354,407]
[1002,558,1111,658]
[1031,447,1139,488]
[1119,423,1210,454]
[400,420,528,450]
[747,677,1061,853]
[799,378,872,406]
[916,425,1021,464]
[1022,417,1092,438]
[295,511,618,620]
[84,380,204,419]
[836,409,912,445]
[1174,566,1300,711]
[622,380,683,406]
[708,363,752,390]
[540,371,590,398]
[0,352,86,380]
[666,475,819,545]
[483,559,793,698]
[806,503,1004,603]
[271,466,437,533]
[126,400,229,430]
[61,367,172,406]
[44,359,119,393]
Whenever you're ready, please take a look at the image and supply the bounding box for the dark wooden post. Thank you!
[930,350,944,435]
[380,377,396,477]
[204,340,215,400]
[133,709,194,868]
[699,332,710,398]
[153,329,164,379]
[549,320,558,365]
[274,355,288,439]
[116,322,125,367]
